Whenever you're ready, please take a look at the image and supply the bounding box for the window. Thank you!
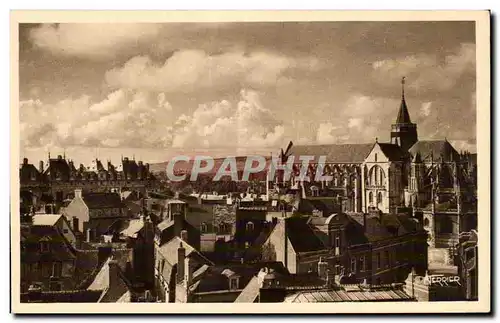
[368,192,373,205]
[246,221,254,232]
[229,277,239,290]
[40,241,49,253]
[42,263,52,277]
[377,192,383,204]
[49,281,62,291]
[350,257,356,273]
[440,216,454,234]
[52,262,62,277]
[376,253,381,269]
[423,218,430,227]
[359,256,365,272]
[201,222,208,233]
[335,236,340,248]
[374,153,378,162]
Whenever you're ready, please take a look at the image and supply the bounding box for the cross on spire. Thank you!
[401,76,406,98]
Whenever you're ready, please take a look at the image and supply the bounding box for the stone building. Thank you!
[19,155,157,212]
[271,78,477,253]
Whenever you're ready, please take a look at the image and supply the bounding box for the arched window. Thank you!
[201,222,208,233]
[423,218,430,227]
[368,165,386,186]
[440,216,454,234]
[377,192,383,204]
[246,221,254,232]
[218,223,226,234]
[368,192,374,205]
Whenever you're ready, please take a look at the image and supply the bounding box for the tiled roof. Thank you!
[20,290,103,303]
[120,219,144,238]
[288,143,373,163]
[87,257,131,303]
[285,217,326,252]
[185,205,214,228]
[21,225,77,263]
[32,214,62,227]
[409,140,460,162]
[82,192,123,209]
[157,237,213,268]
[377,143,407,161]
[284,288,412,302]
[234,276,260,303]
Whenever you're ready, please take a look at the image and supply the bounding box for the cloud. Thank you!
[29,23,163,59]
[105,50,320,93]
[372,43,475,92]
[20,88,284,150]
[172,89,284,149]
[315,94,400,144]
[420,101,433,117]
[20,90,174,149]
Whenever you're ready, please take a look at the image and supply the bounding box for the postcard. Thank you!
[11,10,490,314]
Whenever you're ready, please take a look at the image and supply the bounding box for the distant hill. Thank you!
[149,155,273,180]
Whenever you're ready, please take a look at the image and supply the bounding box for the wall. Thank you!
[63,196,89,233]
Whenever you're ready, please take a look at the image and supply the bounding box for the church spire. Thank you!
[390,77,418,152]
[396,76,412,124]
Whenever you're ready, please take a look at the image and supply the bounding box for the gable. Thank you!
[364,144,389,163]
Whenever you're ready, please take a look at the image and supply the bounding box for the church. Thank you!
[275,78,477,250]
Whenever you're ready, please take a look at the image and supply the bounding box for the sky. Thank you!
[18,21,477,165]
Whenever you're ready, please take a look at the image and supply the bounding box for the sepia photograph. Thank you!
[10,10,490,314]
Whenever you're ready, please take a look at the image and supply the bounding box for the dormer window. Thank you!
[229,277,239,290]
[39,241,49,253]
[52,261,62,277]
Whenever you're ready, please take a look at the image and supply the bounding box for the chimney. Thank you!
[98,246,112,264]
[174,213,184,238]
[72,217,80,233]
[317,257,328,280]
[143,216,155,243]
[177,242,186,283]
[180,229,188,242]
[74,189,82,199]
[184,256,193,289]
[39,160,44,173]
[86,228,92,242]
[108,259,121,293]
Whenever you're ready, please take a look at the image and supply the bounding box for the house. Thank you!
[155,199,201,250]
[119,216,156,290]
[260,216,329,274]
[63,189,128,242]
[85,251,157,303]
[234,261,413,303]
[20,214,78,292]
[155,237,213,302]
[259,211,428,284]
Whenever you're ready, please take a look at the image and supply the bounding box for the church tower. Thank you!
[390,77,418,152]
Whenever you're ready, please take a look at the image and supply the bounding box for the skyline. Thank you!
[19,21,477,164]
